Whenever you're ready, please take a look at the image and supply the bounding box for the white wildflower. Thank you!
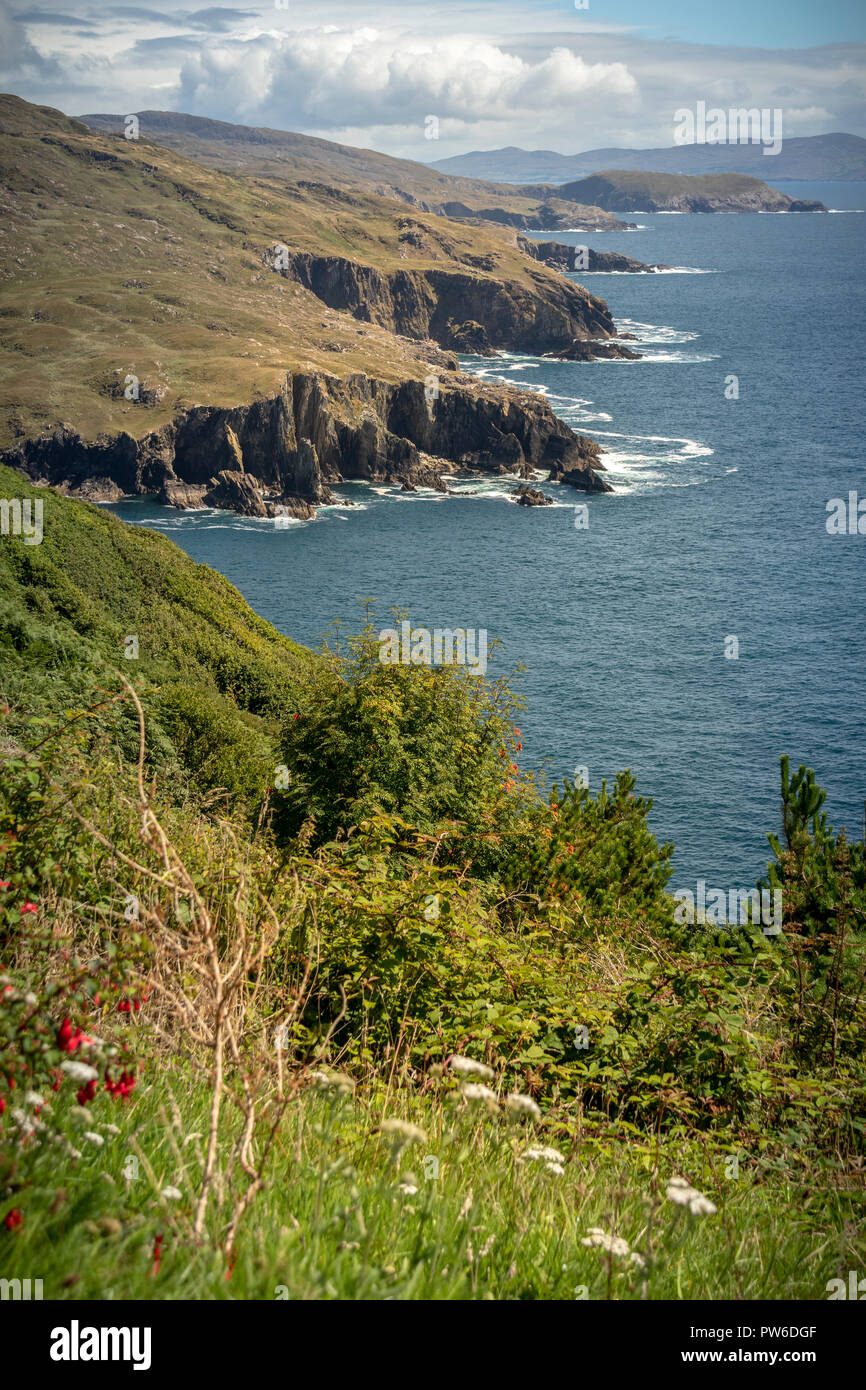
[11,1107,37,1137]
[505,1093,541,1120]
[82,1131,104,1147]
[449,1056,495,1081]
[100,1123,121,1136]
[630,1250,647,1269]
[397,1181,419,1196]
[379,1119,427,1144]
[66,1144,82,1161]
[666,1176,717,1216]
[688,1194,718,1216]
[522,1145,565,1164]
[546,1161,565,1176]
[23,992,38,1007]
[60,1060,99,1083]
[581,1227,632,1259]
[24,1090,44,1108]
[461,1082,497,1103]
[161,1186,182,1200]
[309,1069,354,1095]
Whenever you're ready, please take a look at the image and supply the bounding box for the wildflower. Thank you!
[151,1233,163,1275]
[546,1162,565,1176]
[11,1107,38,1138]
[449,1056,495,1081]
[100,1123,121,1136]
[461,1082,497,1104]
[76,1079,97,1105]
[666,1176,717,1216]
[0,1098,5,1115]
[161,1186,182,1201]
[379,1119,427,1144]
[24,1090,44,1109]
[105,1068,135,1099]
[60,1060,98,1084]
[522,1145,565,1165]
[397,1181,418,1196]
[457,1190,473,1221]
[630,1251,646,1269]
[82,1131,104,1147]
[4,1208,23,1231]
[505,1093,541,1121]
[23,992,37,1007]
[581,1227,632,1259]
[19,902,38,914]
[309,1069,354,1095]
[0,881,9,890]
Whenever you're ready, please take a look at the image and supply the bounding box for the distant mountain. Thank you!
[430,133,866,184]
[553,172,825,214]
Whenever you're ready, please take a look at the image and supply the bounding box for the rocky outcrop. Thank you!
[512,484,554,506]
[518,237,670,274]
[549,459,613,495]
[548,340,641,361]
[268,247,625,356]
[435,200,635,233]
[2,368,611,515]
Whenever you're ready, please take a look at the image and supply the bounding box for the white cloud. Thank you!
[174,28,637,131]
[1,0,863,156]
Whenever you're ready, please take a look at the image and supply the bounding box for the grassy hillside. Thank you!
[78,108,630,232]
[0,94,623,454]
[1,481,864,1300]
[0,463,315,800]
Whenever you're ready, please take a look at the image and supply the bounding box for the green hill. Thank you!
[554,170,826,213]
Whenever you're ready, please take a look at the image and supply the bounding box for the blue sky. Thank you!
[559,0,866,48]
[1,0,864,157]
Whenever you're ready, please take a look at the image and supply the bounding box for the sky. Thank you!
[2,0,865,159]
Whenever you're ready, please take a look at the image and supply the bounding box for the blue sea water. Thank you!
[108,183,866,888]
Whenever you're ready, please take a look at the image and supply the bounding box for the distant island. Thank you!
[520,172,827,215]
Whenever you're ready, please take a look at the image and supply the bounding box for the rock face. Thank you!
[2,368,611,516]
[518,237,670,274]
[270,248,624,356]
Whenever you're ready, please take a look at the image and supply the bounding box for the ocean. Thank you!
[107,181,866,888]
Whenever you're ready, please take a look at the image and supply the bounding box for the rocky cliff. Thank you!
[1,369,611,517]
[273,247,632,356]
[517,237,671,274]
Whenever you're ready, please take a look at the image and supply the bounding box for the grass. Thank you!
[4,1068,861,1301]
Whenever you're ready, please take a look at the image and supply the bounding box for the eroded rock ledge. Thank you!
[1,368,612,518]
[270,248,629,358]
